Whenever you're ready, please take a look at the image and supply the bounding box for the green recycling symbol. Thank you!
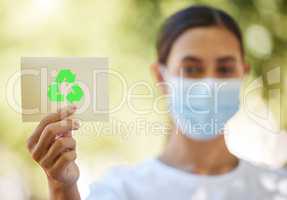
[48,69,84,103]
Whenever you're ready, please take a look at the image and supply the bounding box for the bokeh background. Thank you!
[0,0,286,199]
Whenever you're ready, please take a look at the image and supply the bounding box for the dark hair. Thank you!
[156,5,244,65]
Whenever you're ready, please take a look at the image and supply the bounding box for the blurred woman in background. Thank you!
[27,5,287,200]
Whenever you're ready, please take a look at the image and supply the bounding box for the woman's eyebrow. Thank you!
[217,56,236,64]
[182,55,202,63]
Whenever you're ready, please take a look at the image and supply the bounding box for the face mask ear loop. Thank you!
[159,65,174,98]
[159,65,169,82]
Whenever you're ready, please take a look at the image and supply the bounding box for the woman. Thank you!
[27,5,287,200]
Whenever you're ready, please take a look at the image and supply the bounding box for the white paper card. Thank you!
[21,57,109,122]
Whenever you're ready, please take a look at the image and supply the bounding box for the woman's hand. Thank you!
[27,105,81,199]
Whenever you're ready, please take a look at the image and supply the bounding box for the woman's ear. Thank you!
[150,62,164,82]
[243,63,251,74]
[150,62,167,93]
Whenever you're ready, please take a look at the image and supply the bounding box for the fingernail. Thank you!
[69,105,77,112]
[74,120,80,128]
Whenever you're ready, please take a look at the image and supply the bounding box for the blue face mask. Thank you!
[165,73,241,140]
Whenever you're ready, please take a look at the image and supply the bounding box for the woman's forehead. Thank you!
[168,26,242,63]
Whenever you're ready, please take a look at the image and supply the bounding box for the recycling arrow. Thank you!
[47,69,84,103]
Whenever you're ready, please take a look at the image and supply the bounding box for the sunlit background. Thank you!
[0,0,287,199]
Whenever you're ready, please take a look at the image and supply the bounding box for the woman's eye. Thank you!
[182,66,204,78]
[216,66,235,76]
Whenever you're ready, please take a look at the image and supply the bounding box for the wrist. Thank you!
[48,176,80,200]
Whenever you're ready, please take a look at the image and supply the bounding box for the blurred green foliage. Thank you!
[0,0,286,199]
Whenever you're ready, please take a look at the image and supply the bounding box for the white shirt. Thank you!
[86,159,287,200]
